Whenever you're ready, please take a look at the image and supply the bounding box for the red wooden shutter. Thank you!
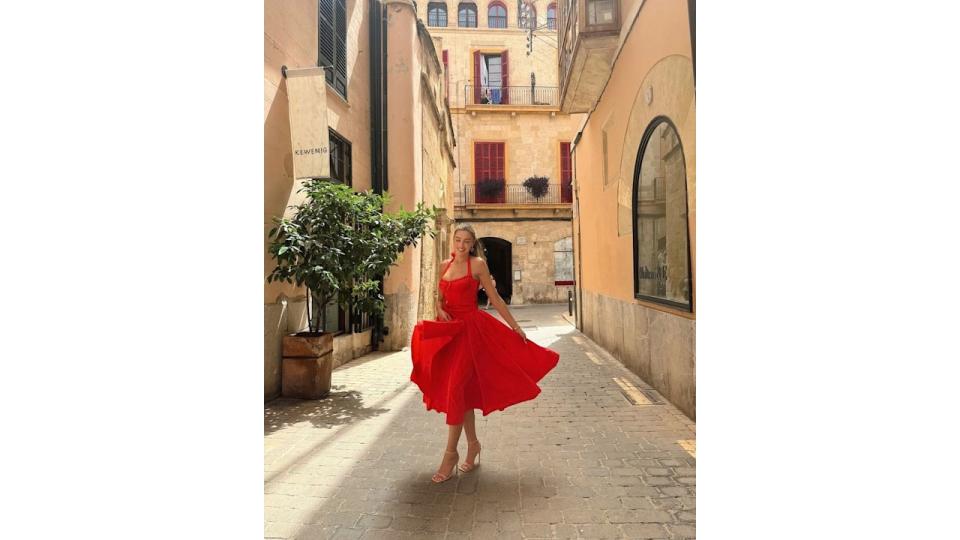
[474,142,506,203]
[501,50,510,104]
[560,142,572,203]
[473,51,482,103]
[474,142,486,202]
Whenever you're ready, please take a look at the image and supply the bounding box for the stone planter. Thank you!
[281,332,334,399]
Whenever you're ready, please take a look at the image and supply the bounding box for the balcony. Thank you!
[455,183,573,206]
[464,85,559,108]
[558,0,621,113]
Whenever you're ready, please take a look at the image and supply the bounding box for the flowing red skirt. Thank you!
[410,309,560,425]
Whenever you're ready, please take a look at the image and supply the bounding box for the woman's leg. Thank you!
[461,409,482,470]
[463,409,477,442]
[445,422,464,451]
[433,422,463,482]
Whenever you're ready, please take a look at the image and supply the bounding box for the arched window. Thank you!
[488,1,507,28]
[520,4,537,29]
[547,3,557,29]
[458,2,477,27]
[633,117,692,311]
[427,2,448,26]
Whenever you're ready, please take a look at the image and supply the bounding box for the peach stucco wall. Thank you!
[573,0,694,313]
[264,0,374,305]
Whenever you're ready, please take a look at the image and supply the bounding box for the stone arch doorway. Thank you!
[479,237,512,305]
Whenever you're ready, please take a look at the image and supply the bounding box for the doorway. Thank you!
[479,237,512,305]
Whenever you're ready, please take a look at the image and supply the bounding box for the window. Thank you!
[488,2,507,28]
[473,50,510,104]
[328,129,352,186]
[474,142,506,203]
[586,0,616,25]
[458,2,477,27]
[322,300,348,333]
[560,141,572,203]
[547,3,557,29]
[554,237,574,285]
[520,4,536,29]
[633,118,692,311]
[318,0,348,98]
[427,2,447,26]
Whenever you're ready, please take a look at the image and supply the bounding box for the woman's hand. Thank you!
[437,308,452,321]
[513,326,527,343]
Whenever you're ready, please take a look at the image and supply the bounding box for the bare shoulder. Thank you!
[472,257,489,272]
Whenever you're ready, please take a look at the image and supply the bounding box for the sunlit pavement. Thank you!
[265,304,695,539]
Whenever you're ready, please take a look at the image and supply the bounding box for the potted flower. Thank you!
[268,179,437,399]
[476,178,505,202]
[522,176,550,200]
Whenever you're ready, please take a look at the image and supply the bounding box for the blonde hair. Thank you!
[454,224,486,262]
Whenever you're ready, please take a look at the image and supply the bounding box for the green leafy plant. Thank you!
[267,179,439,334]
[476,178,505,200]
[522,176,550,199]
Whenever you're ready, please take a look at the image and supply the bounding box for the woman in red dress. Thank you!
[410,225,560,483]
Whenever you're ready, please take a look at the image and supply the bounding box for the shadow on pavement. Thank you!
[264,385,391,435]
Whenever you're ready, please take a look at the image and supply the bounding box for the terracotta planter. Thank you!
[281,332,334,399]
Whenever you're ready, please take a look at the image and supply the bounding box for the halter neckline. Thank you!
[440,253,473,283]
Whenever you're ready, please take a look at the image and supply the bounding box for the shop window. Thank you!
[633,117,692,311]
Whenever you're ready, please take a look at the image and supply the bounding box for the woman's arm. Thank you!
[436,258,452,321]
[474,258,526,342]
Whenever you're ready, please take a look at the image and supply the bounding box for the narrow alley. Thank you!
[265,305,695,539]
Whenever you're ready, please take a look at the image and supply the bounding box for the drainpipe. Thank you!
[369,0,388,349]
[571,131,584,329]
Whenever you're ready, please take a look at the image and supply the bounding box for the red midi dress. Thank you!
[410,255,560,425]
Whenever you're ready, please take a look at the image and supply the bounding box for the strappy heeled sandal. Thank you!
[459,439,482,473]
[432,450,460,483]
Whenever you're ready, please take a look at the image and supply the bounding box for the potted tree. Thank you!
[522,176,550,201]
[268,179,437,399]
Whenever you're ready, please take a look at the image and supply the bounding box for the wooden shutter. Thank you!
[473,51,482,103]
[560,142,572,203]
[319,0,335,79]
[335,0,347,95]
[501,50,510,103]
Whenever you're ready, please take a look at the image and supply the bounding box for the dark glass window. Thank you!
[547,3,557,29]
[586,0,616,25]
[633,118,692,311]
[427,2,448,26]
[328,129,352,187]
[458,3,477,27]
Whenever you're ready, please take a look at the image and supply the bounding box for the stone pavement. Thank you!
[265,304,696,539]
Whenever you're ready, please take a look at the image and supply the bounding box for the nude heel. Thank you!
[459,440,481,473]
[432,450,459,483]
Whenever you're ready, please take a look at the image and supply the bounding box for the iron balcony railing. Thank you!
[457,183,573,205]
[465,85,559,106]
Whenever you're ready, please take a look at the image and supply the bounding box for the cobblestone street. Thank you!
[265,304,696,539]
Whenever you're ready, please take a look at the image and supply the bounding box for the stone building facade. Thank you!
[416,0,585,305]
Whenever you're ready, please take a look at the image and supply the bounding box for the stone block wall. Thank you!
[581,290,695,419]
